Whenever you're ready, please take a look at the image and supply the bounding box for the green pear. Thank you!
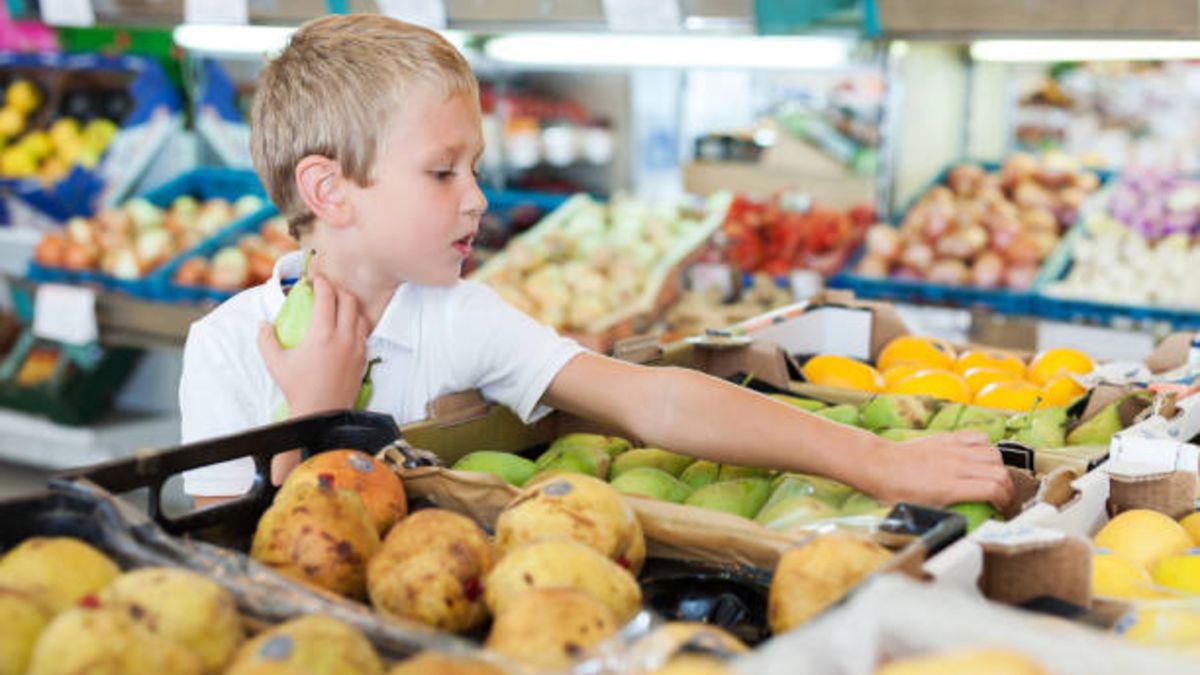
[609,448,694,479]
[452,451,538,487]
[797,474,856,507]
[610,468,693,504]
[815,404,861,427]
[762,476,814,513]
[1007,407,1067,449]
[755,495,839,531]
[840,492,887,517]
[769,394,827,412]
[534,444,610,479]
[1066,401,1122,446]
[878,428,940,442]
[684,478,771,519]
[717,465,772,482]
[948,501,1001,532]
[929,405,1007,443]
[274,250,314,350]
[679,460,720,490]
[860,395,934,432]
[550,433,631,458]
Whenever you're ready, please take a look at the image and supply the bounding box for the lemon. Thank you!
[1095,510,1193,570]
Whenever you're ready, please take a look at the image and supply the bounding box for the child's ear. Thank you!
[294,155,353,228]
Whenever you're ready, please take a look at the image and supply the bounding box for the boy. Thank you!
[179,14,1012,509]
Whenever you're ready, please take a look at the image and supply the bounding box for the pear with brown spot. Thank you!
[251,474,380,599]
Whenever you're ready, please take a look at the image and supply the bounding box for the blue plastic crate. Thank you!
[156,204,282,305]
[829,161,1109,316]
[27,167,269,300]
[1030,188,1200,329]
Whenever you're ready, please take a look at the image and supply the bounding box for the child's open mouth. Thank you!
[452,233,474,256]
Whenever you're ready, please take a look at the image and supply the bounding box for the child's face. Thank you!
[344,86,487,287]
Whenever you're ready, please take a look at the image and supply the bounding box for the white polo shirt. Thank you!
[178,250,586,496]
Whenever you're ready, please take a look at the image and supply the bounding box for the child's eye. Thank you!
[431,170,455,181]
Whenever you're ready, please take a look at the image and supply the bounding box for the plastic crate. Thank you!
[828,161,1108,316]
[26,167,269,300]
[1031,190,1200,330]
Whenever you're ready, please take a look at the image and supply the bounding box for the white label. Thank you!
[974,520,1066,547]
[687,262,733,300]
[1107,434,1199,476]
[789,269,824,302]
[40,0,96,27]
[376,0,448,29]
[602,0,681,32]
[33,284,98,346]
[749,305,872,360]
[185,0,248,25]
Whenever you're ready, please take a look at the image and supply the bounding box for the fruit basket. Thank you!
[26,167,271,299]
[0,52,183,226]
[56,408,967,671]
[473,190,733,353]
[828,156,1105,316]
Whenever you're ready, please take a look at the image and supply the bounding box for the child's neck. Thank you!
[305,246,399,331]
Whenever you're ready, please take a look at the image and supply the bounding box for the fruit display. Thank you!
[172,214,298,292]
[721,194,875,277]
[1042,172,1200,308]
[854,154,1100,290]
[476,193,728,335]
[800,335,1096,412]
[32,194,266,279]
[453,432,889,534]
[0,79,121,183]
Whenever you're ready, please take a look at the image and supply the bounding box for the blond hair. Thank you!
[251,14,478,238]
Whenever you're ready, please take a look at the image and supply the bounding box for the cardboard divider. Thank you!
[978,532,1093,608]
[1107,471,1197,520]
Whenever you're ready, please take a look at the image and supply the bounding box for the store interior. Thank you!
[2,1,1200,673]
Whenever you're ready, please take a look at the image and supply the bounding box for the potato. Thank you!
[251,480,380,599]
[768,533,892,634]
[367,509,492,633]
[485,588,618,671]
[496,473,644,573]
[485,539,641,622]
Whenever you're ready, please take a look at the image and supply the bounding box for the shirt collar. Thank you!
[266,251,416,349]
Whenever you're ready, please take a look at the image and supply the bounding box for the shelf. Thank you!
[0,406,180,472]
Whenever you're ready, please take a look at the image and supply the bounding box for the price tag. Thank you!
[185,0,248,25]
[33,284,98,346]
[376,0,448,29]
[602,0,681,32]
[40,0,96,27]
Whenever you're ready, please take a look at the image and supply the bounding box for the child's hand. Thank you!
[257,272,370,417]
[870,431,1014,510]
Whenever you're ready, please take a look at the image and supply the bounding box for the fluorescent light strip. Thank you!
[173,24,468,58]
[485,33,850,69]
[971,40,1200,63]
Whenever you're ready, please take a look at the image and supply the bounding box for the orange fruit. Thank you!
[1027,347,1094,386]
[877,336,956,372]
[1039,376,1086,409]
[962,366,1021,396]
[882,364,922,387]
[974,380,1041,411]
[953,349,1026,379]
[801,354,884,393]
[886,369,971,404]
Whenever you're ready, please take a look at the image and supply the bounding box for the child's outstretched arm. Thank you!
[543,353,1014,509]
